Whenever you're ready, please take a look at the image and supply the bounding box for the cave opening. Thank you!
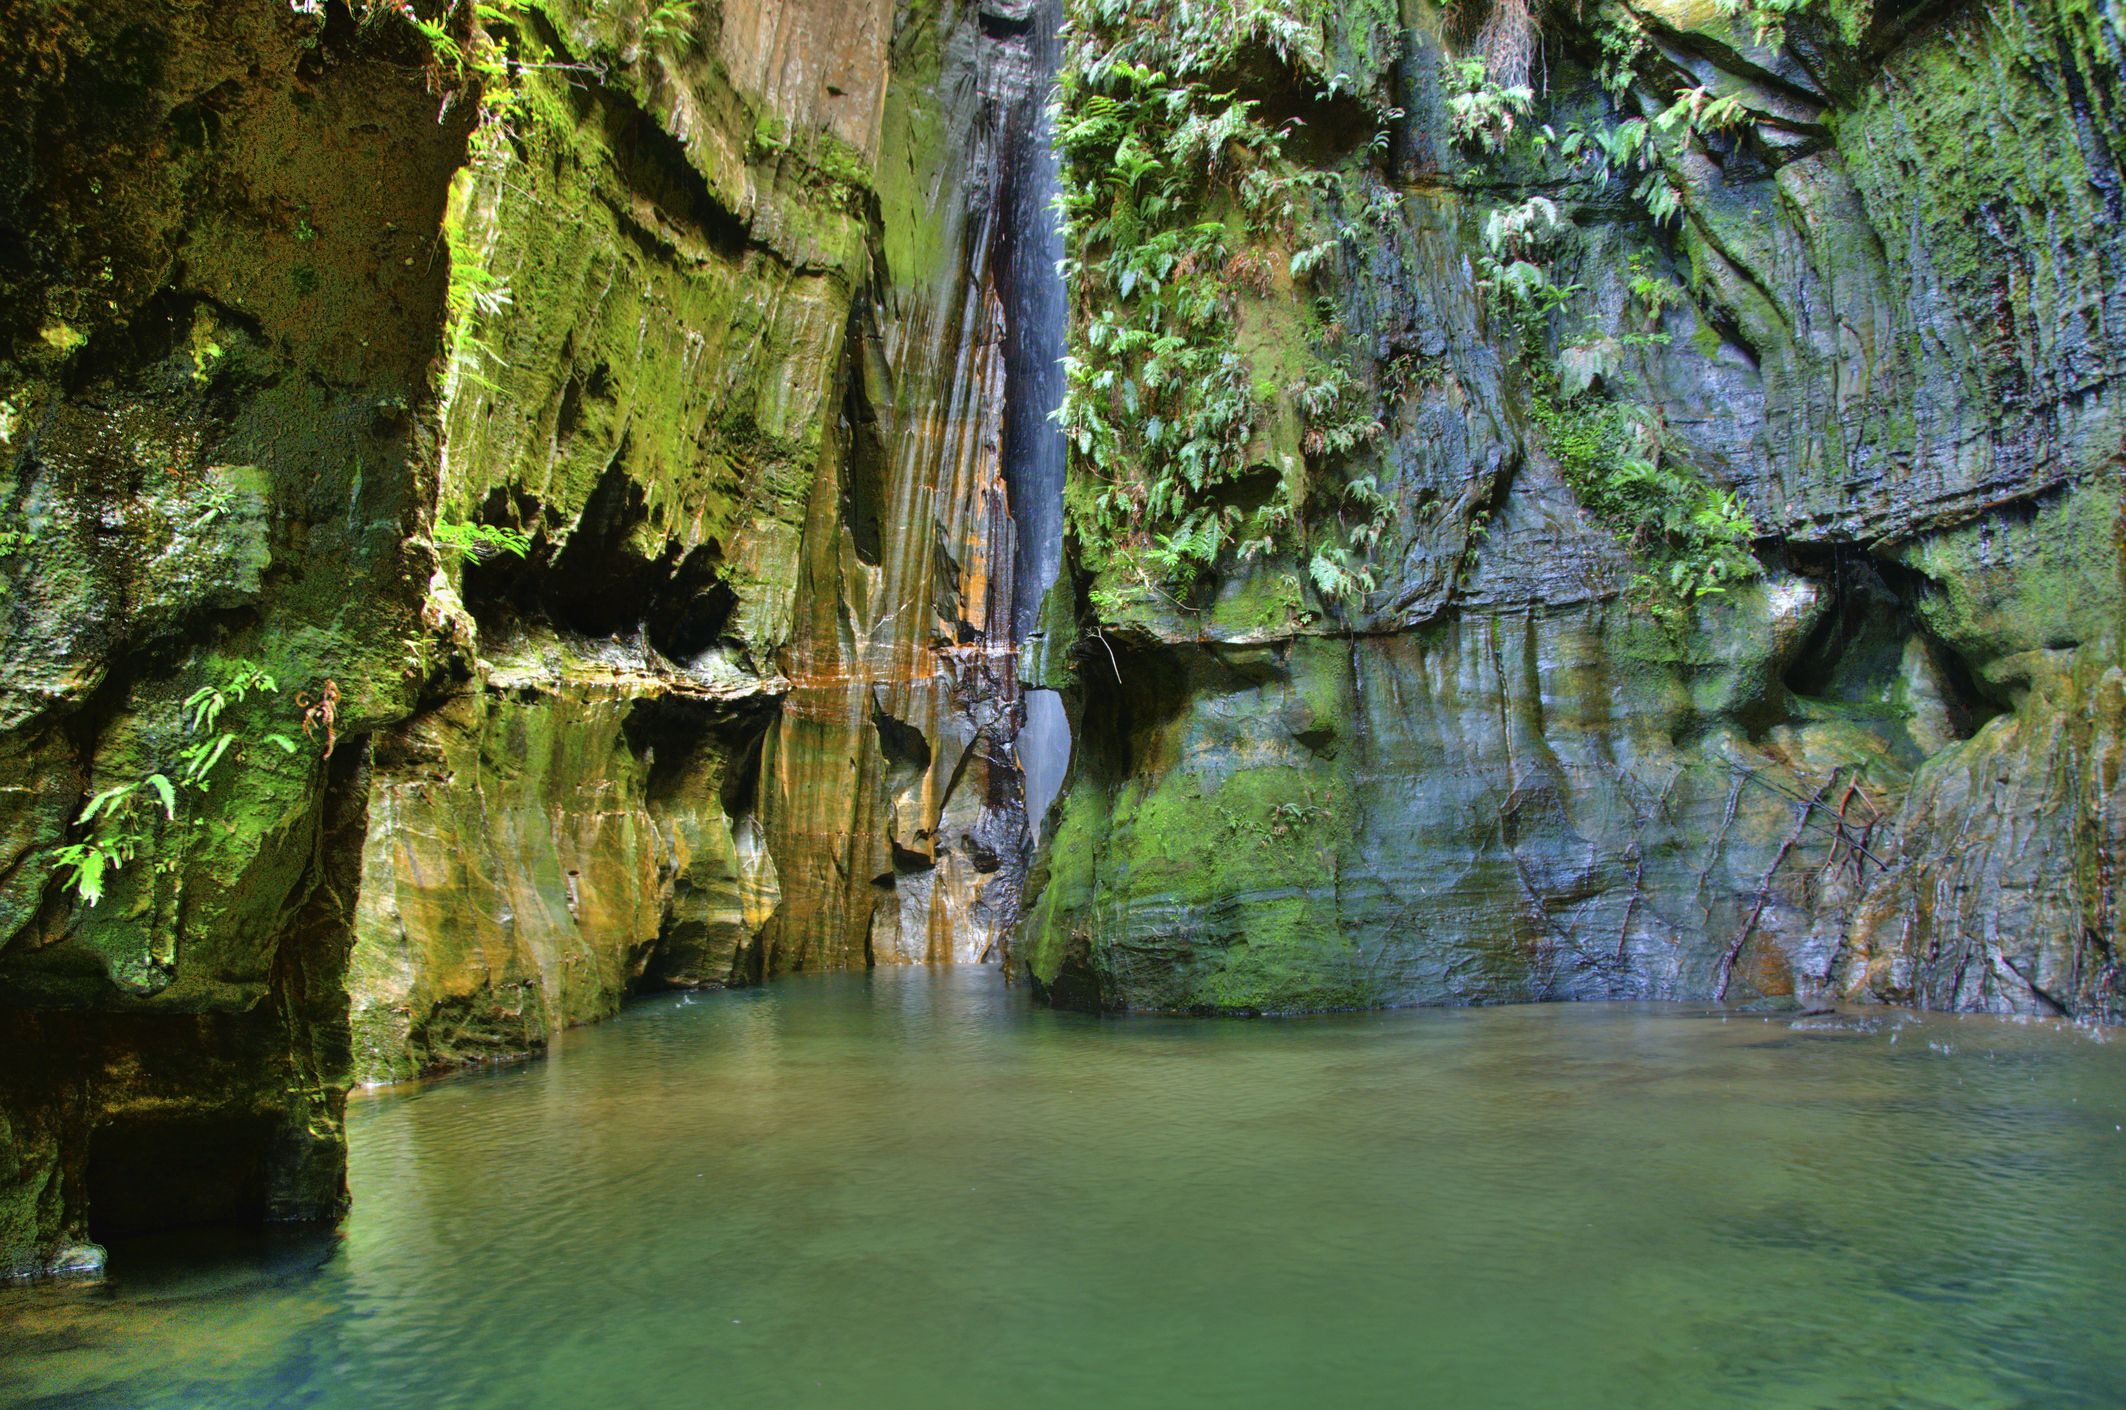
[1778,551,2002,759]
[86,1112,281,1245]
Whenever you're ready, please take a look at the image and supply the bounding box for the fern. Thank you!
[49,661,306,908]
[435,519,533,564]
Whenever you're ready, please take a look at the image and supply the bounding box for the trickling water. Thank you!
[994,0,1073,848]
[7,973,2126,1410]
[998,0,1068,643]
[1019,687,1069,829]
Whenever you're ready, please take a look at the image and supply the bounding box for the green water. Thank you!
[6,970,2126,1408]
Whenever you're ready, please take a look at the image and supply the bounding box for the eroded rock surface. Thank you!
[1023,0,2125,1017]
[0,0,2119,1281]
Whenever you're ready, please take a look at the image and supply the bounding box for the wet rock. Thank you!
[348,642,777,1084]
[1028,0,2126,1020]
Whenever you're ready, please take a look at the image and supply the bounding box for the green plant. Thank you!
[1051,45,1276,592]
[193,483,236,530]
[1712,0,1871,48]
[358,1,468,68]
[443,260,513,391]
[1051,0,1412,610]
[1444,0,1779,616]
[643,0,696,42]
[434,519,532,563]
[1306,543,1374,602]
[49,831,143,909]
[1529,386,1758,605]
[188,324,225,384]
[1267,795,1330,836]
[1475,196,1579,312]
[1444,57,1533,153]
[1626,252,1686,322]
[51,661,301,908]
[0,525,35,599]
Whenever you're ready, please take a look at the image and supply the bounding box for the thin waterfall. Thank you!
[999,0,1067,641]
[996,0,1073,841]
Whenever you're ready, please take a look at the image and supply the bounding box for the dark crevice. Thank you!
[871,691,933,775]
[88,1113,279,1242]
[645,546,740,661]
[840,306,890,568]
[607,87,752,260]
[531,456,662,637]
[1779,548,2004,747]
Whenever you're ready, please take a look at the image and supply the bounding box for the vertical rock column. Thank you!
[756,0,1061,969]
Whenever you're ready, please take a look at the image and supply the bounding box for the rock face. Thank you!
[348,647,778,1083]
[1021,0,2124,1017]
[0,0,1050,1278]
[0,2,472,1281]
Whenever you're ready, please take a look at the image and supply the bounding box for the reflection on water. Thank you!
[6,971,2126,1409]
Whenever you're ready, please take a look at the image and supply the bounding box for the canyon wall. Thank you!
[1022,0,2125,1017]
[0,0,1042,1277]
[0,0,2120,1282]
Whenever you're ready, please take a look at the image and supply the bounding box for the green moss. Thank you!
[1022,782,1109,985]
[751,110,789,158]
[1209,565,1312,635]
[1894,479,2124,693]
[1199,895,1364,1011]
[809,133,873,191]
[1062,753,1361,1011]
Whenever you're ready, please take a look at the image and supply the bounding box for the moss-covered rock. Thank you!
[0,0,471,1278]
[1029,0,2125,1016]
[0,0,1037,1276]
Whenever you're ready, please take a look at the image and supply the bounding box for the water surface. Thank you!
[6,970,2126,1408]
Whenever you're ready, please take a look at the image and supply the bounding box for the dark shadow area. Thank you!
[88,1113,280,1243]
[840,313,891,569]
[87,1221,341,1292]
[646,545,740,661]
[532,459,666,638]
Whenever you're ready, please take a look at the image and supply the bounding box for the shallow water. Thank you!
[6,970,2126,1409]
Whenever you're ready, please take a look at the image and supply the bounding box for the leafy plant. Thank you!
[1712,0,1870,48]
[1476,196,1581,314]
[643,0,696,42]
[50,833,142,909]
[1529,386,1759,605]
[1306,543,1375,603]
[50,661,302,908]
[192,482,238,530]
[1442,0,1782,616]
[0,525,35,599]
[1051,0,1425,609]
[1444,57,1533,153]
[434,519,532,563]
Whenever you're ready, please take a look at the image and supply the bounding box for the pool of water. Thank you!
[5,970,2126,1409]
